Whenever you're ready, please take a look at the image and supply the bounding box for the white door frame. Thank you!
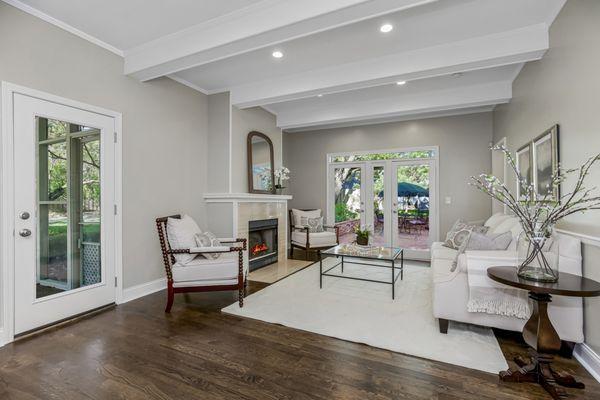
[492,137,508,214]
[0,82,123,346]
[325,146,440,254]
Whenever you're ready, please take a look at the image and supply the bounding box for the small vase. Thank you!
[356,235,369,246]
[516,227,559,282]
[275,187,285,195]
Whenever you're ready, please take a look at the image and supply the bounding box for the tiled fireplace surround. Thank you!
[204,193,292,272]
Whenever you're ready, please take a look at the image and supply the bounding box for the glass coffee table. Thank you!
[320,244,404,299]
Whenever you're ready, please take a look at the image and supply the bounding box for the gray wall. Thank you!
[493,0,600,353]
[283,113,493,237]
[231,106,282,193]
[207,92,231,193]
[0,2,208,294]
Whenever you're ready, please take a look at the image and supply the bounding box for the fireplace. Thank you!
[248,218,278,271]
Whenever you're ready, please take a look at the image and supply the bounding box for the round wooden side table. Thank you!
[487,266,600,400]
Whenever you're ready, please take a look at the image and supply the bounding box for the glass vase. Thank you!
[516,228,559,283]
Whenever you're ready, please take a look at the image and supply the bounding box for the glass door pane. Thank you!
[371,165,385,246]
[394,163,430,251]
[333,166,363,244]
[36,117,101,299]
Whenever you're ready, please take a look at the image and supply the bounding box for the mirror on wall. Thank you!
[247,131,275,194]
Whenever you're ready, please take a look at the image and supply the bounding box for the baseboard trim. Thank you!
[574,343,600,383]
[121,278,166,304]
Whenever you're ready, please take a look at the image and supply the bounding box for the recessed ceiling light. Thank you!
[272,50,283,59]
[380,24,393,33]
[396,81,406,86]
[317,94,323,97]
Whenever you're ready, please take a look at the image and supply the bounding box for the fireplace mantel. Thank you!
[204,193,292,203]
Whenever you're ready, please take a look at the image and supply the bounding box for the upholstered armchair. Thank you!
[289,208,339,260]
[156,214,247,312]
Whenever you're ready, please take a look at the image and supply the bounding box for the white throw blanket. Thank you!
[466,255,531,319]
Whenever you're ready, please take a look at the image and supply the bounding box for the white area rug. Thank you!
[223,259,509,374]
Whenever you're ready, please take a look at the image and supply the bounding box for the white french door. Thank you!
[327,152,437,260]
[391,160,436,260]
[12,92,116,335]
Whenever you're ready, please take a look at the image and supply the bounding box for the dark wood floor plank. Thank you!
[0,282,598,400]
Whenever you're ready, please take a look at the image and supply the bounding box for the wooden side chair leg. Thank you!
[165,281,174,313]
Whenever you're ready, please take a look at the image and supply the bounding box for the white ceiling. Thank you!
[5,0,567,131]
[12,0,263,50]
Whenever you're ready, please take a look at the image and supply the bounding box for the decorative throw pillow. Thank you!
[450,231,513,272]
[167,214,202,264]
[443,220,488,250]
[466,231,513,251]
[299,216,324,233]
[194,231,222,260]
[291,208,321,226]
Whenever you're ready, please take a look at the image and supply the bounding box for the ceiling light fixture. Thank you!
[380,23,393,33]
[317,94,323,97]
[396,80,406,86]
[272,50,283,59]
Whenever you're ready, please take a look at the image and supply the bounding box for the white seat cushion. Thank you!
[167,214,202,264]
[172,253,238,282]
[292,231,337,247]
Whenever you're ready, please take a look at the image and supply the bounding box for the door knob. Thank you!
[19,229,32,237]
[19,211,30,220]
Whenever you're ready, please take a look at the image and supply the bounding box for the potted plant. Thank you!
[471,145,600,282]
[354,225,371,246]
[274,166,290,195]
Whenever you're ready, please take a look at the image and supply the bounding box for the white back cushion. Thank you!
[484,213,511,230]
[292,209,321,226]
[167,214,202,264]
[489,217,519,235]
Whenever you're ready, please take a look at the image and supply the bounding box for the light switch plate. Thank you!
[445,196,452,205]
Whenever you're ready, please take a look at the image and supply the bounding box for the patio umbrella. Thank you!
[378,182,429,198]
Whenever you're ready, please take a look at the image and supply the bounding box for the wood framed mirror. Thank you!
[247,131,275,194]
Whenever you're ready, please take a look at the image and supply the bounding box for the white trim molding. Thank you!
[204,193,292,203]
[574,343,600,383]
[2,0,124,57]
[121,278,167,304]
[555,228,600,248]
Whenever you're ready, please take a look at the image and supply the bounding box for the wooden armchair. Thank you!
[288,209,339,260]
[156,215,247,312]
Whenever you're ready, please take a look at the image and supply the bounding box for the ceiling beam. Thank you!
[230,24,548,108]
[124,0,436,81]
[283,105,497,133]
[275,81,512,130]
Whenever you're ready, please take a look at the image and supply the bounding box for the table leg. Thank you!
[499,292,584,399]
[392,260,395,300]
[401,251,404,280]
[341,256,344,273]
[319,257,323,289]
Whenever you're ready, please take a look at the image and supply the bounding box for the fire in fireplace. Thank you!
[248,218,278,271]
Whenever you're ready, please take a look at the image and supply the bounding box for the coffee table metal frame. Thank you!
[319,246,404,299]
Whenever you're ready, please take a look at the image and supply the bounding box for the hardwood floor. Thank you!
[0,282,598,399]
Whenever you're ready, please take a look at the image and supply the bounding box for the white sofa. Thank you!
[432,213,584,345]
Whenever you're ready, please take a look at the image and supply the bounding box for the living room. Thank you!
[1,1,600,399]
